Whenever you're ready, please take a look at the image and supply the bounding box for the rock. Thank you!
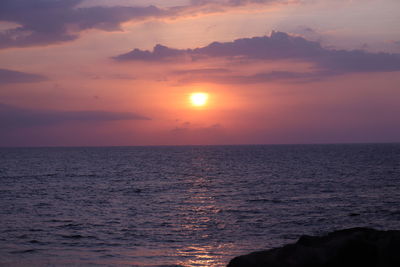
[227,228,400,267]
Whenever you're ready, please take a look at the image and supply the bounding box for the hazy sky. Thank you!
[1,0,399,146]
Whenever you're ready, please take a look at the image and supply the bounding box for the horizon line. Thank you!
[1,141,399,149]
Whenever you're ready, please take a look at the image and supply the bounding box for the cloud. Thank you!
[172,68,231,75]
[182,0,285,13]
[0,103,150,129]
[114,31,325,61]
[178,70,329,84]
[113,44,185,61]
[171,121,223,134]
[191,0,280,6]
[0,0,284,49]
[115,31,400,82]
[0,68,47,84]
[0,0,164,49]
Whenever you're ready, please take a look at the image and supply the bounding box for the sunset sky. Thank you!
[1,0,399,146]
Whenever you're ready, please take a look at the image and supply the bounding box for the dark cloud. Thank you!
[192,0,265,4]
[319,49,400,72]
[190,0,281,8]
[171,121,222,134]
[0,0,283,49]
[170,0,283,17]
[0,68,47,84]
[113,44,185,61]
[0,0,164,48]
[0,69,47,85]
[115,31,400,82]
[115,31,326,61]
[172,68,230,75]
[0,103,150,129]
[178,70,330,84]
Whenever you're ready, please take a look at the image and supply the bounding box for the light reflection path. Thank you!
[175,161,234,267]
[176,244,236,267]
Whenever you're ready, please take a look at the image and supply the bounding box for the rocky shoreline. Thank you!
[227,228,400,267]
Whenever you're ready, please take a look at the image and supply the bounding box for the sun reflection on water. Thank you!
[176,244,236,267]
[173,169,237,266]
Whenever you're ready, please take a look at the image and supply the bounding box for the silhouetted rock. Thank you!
[227,228,400,267]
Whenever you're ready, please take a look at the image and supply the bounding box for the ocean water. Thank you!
[1,144,400,266]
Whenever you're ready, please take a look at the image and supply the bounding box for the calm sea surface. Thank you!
[1,144,400,266]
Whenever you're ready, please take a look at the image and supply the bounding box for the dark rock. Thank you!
[227,228,400,267]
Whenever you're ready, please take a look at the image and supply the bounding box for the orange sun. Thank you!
[190,92,208,107]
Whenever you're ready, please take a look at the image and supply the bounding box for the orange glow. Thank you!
[190,92,209,107]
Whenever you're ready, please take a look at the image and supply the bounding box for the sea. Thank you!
[1,144,400,266]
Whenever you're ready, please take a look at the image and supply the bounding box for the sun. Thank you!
[190,92,208,107]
